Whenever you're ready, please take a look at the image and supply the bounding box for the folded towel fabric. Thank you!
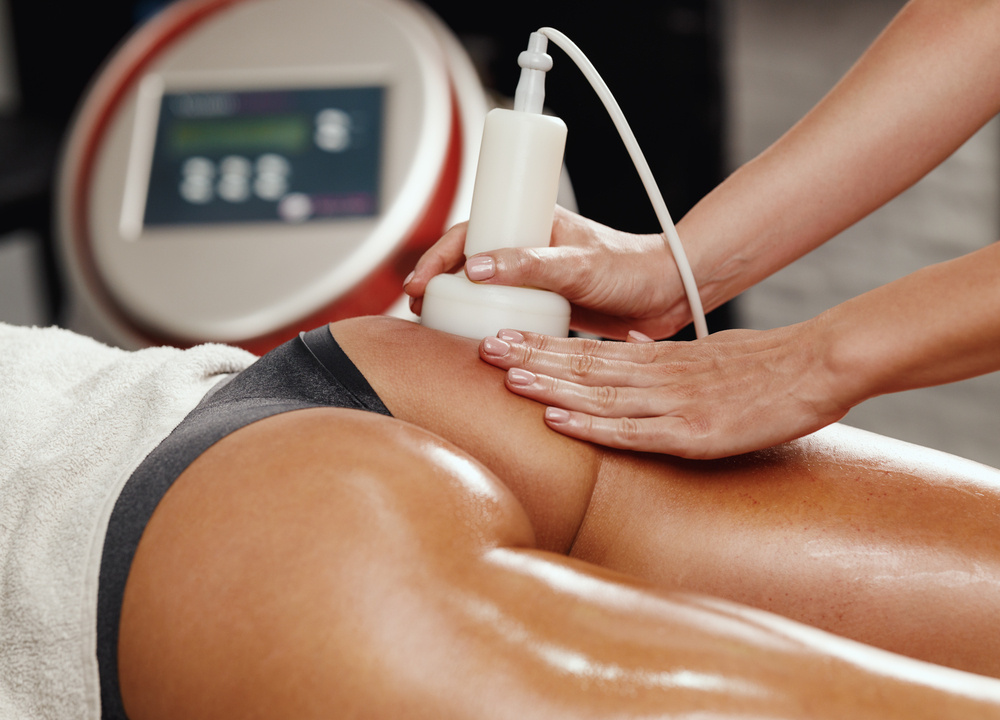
[0,323,255,720]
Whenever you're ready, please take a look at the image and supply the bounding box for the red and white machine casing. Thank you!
[57,0,489,353]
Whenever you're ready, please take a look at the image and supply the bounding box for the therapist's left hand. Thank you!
[477,323,853,459]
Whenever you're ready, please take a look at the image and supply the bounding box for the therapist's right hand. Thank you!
[403,206,696,340]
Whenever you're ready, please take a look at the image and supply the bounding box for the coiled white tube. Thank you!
[538,27,709,339]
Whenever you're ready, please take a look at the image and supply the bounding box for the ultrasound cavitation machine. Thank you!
[56,0,494,353]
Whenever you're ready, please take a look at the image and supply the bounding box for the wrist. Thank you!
[808,307,883,414]
[639,229,700,336]
[674,172,777,315]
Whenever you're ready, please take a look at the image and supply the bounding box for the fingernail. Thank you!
[403,270,415,288]
[545,407,571,424]
[466,256,495,281]
[482,337,510,357]
[507,368,536,387]
[497,329,524,344]
[628,330,655,343]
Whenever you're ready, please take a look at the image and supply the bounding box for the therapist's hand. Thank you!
[476,321,853,459]
[404,206,695,340]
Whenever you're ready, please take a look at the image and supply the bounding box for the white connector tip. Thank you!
[518,32,553,71]
[513,31,553,114]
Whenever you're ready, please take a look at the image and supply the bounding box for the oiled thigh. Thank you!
[116,409,1000,719]
[574,424,1000,676]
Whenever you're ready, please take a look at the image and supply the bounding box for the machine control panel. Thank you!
[143,86,384,227]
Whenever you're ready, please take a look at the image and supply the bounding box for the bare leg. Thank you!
[330,316,1000,676]
[574,428,1000,677]
[119,408,1000,719]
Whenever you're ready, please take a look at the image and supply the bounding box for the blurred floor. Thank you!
[723,0,1000,467]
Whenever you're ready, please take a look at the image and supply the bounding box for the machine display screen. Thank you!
[143,86,384,226]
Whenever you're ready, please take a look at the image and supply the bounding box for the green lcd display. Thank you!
[169,116,311,156]
[143,86,384,227]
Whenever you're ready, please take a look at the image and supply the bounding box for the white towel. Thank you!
[0,323,255,720]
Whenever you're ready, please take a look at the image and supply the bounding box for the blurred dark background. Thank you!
[1,0,732,335]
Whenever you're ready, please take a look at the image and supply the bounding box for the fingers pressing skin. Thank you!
[478,323,853,460]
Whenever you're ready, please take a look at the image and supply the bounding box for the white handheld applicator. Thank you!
[420,32,572,340]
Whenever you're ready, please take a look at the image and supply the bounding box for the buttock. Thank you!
[112,407,536,719]
[95,326,392,719]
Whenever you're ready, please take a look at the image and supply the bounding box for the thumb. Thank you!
[405,222,469,298]
[626,330,656,343]
[465,246,583,296]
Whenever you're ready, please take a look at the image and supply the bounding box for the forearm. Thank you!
[678,0,1000,312]
[818,240,1000,406]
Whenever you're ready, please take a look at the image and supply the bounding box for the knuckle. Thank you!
[519,247,547,273]
[675,384,698,403]
[678,414,713,459]
[615,417,645,447]
[518,344,539,367]
[593,384,620,414]
[532,333,558,352]
[568,352,600,380]
[684,412,712,438]
[496,247,537,278]
[635,341,663,364]
[577,336,605,356]
[662,357,693,378]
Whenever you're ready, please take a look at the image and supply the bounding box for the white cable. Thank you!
[537,27,709,339]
